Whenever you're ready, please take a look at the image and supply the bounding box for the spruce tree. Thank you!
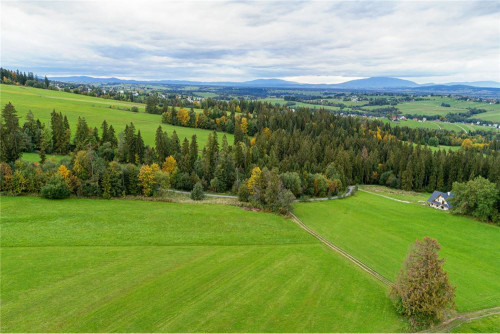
[0,102,25,162]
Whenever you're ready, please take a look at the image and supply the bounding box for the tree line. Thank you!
[1,101,499,216]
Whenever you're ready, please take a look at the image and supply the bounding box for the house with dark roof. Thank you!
[427,191,454,210]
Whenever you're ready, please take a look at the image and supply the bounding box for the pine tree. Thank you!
[125,123,136,163]
[39,139,46,164]
[180,138,190,173]
[108,125,117,148]
[171,130,181,159]
[189,135,198,171]
[234,121,244,145]
[0,102,25,162]
[135,130,145,164]
[101,120,109,145]
[155,126,167,163]
[74,117,89,150]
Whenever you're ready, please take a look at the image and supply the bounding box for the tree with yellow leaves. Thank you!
[241,117,248,134]
[138,163,160,196]
[461,138,473,150]
[247,167,261,194]
[162,156,177,174]
[177,108,190,126]
[58,165,70,179]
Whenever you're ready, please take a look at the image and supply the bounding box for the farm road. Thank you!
[421,306,500,333]
[358,188,410,203]
[166,185,356,202]
[289,212,393,286]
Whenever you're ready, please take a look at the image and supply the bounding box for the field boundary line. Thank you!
[289,213,393,286]
[420,306,500,333]
[358,189,410,203]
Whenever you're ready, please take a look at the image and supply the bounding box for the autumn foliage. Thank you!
[390,237,455,329]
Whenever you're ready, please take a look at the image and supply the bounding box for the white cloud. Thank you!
[1,0,499,83]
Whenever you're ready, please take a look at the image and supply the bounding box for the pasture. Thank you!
[1,196,406,333]
[451,315,500,333]
[21,152,67,163]
[295,190,500,313]
[0,85,234,148]
[397,96,500,123]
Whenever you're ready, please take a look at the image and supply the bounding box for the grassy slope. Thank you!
[0,85,234,148]
[359,186,430,203]
[1,196,406,332]
[398,97,500,123]
[21,152,67,163]
[451,315,500,333]
[295,191,500,313]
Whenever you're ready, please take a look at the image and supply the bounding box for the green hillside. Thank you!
[0,85,233,148]
[1,196,406,333]
[295,190,500,313]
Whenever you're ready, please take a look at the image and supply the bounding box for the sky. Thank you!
[1,1,499,84]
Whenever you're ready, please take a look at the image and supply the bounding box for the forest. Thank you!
[1,92,500,217]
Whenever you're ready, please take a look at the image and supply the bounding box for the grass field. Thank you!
[0,85,233,148]
[261,97,341,111]
[295,191,500,313]
[451,315,500,333]
[359,186,430,203]
[397,97,500,123]
[21,152,68,163]
[379,117,496,133]
[1,196,407,332]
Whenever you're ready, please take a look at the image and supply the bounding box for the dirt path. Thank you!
[454,123,468,133]
[433,122,443,130]
[296,185,356,202]
[166,186,356,202]
[289,213,393,286]
[421,306,500,333]
[359,188,411,203]
[165,189,238,199]
[292,210,499,332]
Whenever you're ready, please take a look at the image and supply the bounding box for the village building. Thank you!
[427,191,454,210]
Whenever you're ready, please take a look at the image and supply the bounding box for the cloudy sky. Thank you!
[1,1,499,84]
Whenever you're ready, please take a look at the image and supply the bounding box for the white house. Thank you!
[427,191,454,210]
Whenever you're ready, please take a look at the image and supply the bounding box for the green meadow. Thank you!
[451,315,500,333]
[295,190,500,313]
[0,85,233,148]
[379,117,495,132]
[1,196,406,333]
[20,152,67,163]
[398,96,500,123]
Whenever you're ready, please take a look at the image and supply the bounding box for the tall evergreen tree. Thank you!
[0,103,25,162]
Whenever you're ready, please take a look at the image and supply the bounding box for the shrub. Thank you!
[280,172,302,196]
[41,175,70,199]
[450,176,499,223]
[191,182,205,200]
[237,182,249,202]
[131,106,139,113]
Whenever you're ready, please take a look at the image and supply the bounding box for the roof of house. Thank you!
[427,191,454,208]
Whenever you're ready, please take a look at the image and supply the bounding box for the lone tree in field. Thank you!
[390,237,455,329]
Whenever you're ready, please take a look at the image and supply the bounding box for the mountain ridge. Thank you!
[48,75,500,90]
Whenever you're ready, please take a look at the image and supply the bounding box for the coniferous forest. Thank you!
[2,96,499,215]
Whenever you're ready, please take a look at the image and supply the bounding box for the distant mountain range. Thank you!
[48,75,500,91]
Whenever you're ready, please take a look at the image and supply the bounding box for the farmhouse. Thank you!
[427,191,454,210]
